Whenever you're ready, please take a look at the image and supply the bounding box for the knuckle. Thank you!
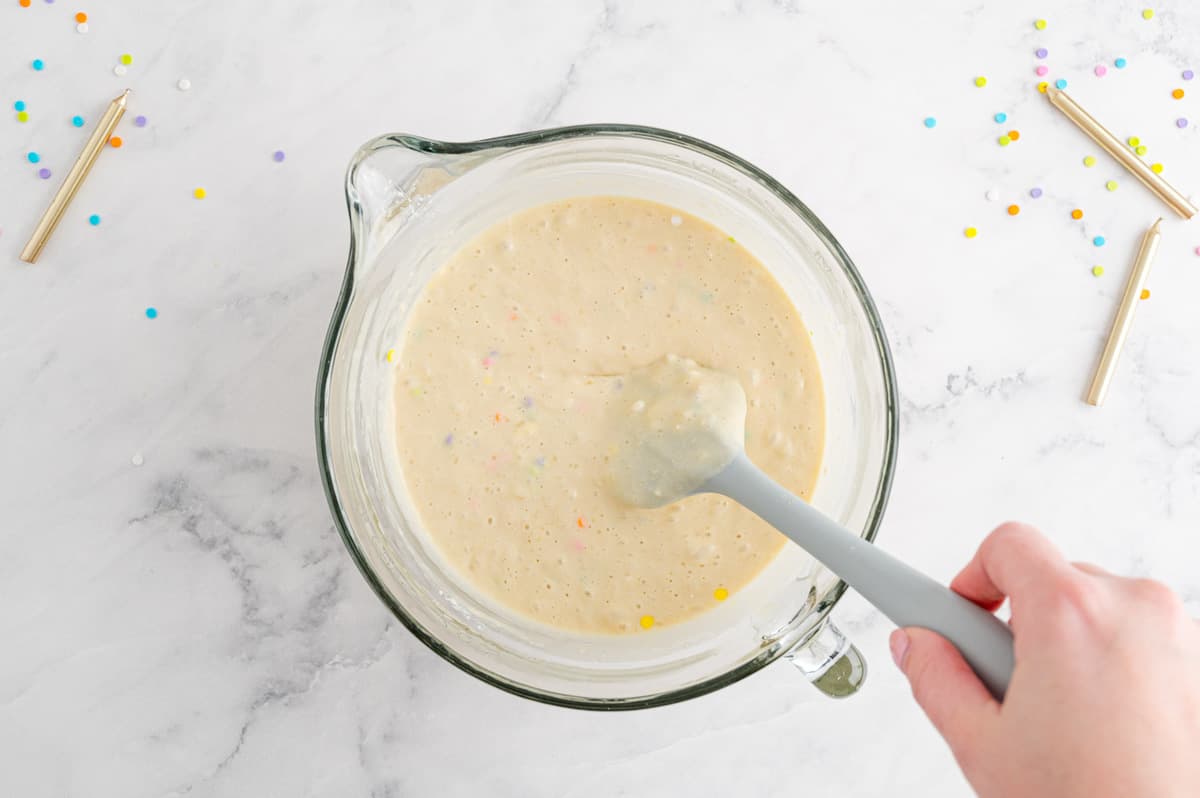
[1045,576,1102,620]
[1131,578,1183,614]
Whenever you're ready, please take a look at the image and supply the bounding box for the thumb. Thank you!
[891,628,999,752]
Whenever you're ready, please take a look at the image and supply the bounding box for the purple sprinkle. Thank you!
[37,167,51,179]
[134,115,147,127]
[522,396,534,408]
[534,456,545,467]
[273,150,286,162]
[443,434,453,446]
[1030,187,1043,198]
[488,350,498,358]
[1184,70,1195,81]
[1035,48,1048,59]
[1178,118,1190,128]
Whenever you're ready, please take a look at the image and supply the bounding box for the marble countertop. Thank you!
[3,1,1199,795]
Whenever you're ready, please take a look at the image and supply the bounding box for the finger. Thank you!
[1071,561,1113,578]
[950,522,1072,612]
[892,628,999,760]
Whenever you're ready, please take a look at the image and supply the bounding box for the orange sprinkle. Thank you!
[74,11,87,22]
[108,136,122,148]
[577,516,587,528]
[19,0,31,7]
[1007,204,1020,216]
[1172,88,1185,99]
[1007,130,1021,141]
[493,412,504,423]
[1140,289,1151,300]
[1071,209,1084,220]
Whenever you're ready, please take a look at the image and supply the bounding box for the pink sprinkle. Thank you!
[1195,246,1200,256]
[1095,65,1108,77]
[570,539,587,552]
[482,357,492,368]
[1036,65,1049,76]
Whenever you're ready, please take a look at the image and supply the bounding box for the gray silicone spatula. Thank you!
[612,356,1014,700]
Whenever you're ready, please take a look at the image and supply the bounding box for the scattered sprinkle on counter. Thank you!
[134,115,147,127]
[32,59,44,71]
[26,151,40,163]
[193,187,206,200]
[76,22,88,33]
[1094,236,1106,247]
[639,615,655,630]
[1083,155,1097,167]
[273,149,286,162]
[1184,70,1196,81]
[1115,58,1128,69]
[1071,209,1084,219]
[120,54,133,65]
[1036,65,1049,77]
[72,115,84,127]
[108,136,122,148]
[1030,187,1043,198]
[16,111,29,122]
[145,307,158,319]
[88,214,101,225]
[1106,180,1118,191]
[1095,65,1108,77]
[131,453,144,467]
[713,588,729,602]
[177,78,192,91]
[1007,130,1020,141]
[1172,88,1185,99]
[1055,79,1068,90]
[1035,48,1048,59]
[113,65,127,77]
[998,135,1012,146]
[975,76,987,87]
[1092,266,1105,277]
[964,227,978,238]
[1038,81,1049,93]
[38,168,50,179]
[1135,144,1148,155]
[994,112,1007,123]
[1140,289,1150,300]
[385,348,396,363]
[1128,136,1140,147]
[1151,163,1164,173]
[14,100,25,111]
[19,0,31,6]
[923,117,937,128]
[74,11,86,22]
[1142,8,1154,19]
[985,188,999,201]
[1007,204,1020,216]
[1177,118,1189,129]
[1034,18,1047,30]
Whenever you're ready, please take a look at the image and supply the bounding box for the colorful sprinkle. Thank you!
[522,396,534,408]
[37,167,50,179]
[32,59,44,71]
[1185,70,1196,81]
[19,0,30,6]
[974,76,987,87]
[74,11,86,22]
[131,453,144,467]
[1140,289,1151,300]
[134,115,147,127]
[443,433,453,446]
[1128,136,1140,146]
[1030,187,1043,198]
[1034,18,1047,30]
[1094,236,1106,247]
[1115,58,1128,69]
[714,587,730,601]
[145,307,158,319]
[88,214,101,226]
[272,149,285,162]
[998,135,1012,146]
[1177,118,1189,128]
[108,136,122,148]
[26,151,40,163]
[1135,145,1148,155]
[13,100,25,112]
[113,65,127,77]
[1036,65,1049,77]
[1151,163,1164,173]
[1092,266,1105,277]
[76,22,87,33]
[1007,204,1020,216]
[177,78,192,91]
[1035,48,1048,59]
[16,111,28,122]
[923,117,936,128]
[1055,79,1068,90]
[964,227,978,239]
[119,53,133,65]
[1172,88,1185,99]
[1008,130,1021,141]
[1142,8,1154,19]
[577,516,587,528]
[1095,65,1108,77]
[639,615,655,629]
[1071,209,1084,219]
[72,115,84,127]
[1106,180,1118,191]
[1037,81,1049,93]
[193,187,206,200]
[1083,155,1097,167]
[994,112,1007,123]
[385,348,395,363]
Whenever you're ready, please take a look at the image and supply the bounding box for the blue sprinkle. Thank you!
[26,151,40,163]
[923,117,937,128]
[145,307,158,319]
[1115,58,1127,69]
[994,112,1008,123]
[1054,79,1068,90]
[1094,236,1106,247]
[72,115,84,127]
[32,59,45,71]
[88,214,101,226]
[14,100,26,112]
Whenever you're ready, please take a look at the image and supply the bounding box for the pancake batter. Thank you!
[392,196,824,633]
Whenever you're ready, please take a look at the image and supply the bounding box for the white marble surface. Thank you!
[3,1,1199,795]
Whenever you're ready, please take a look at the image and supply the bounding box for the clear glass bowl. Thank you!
[316,126,898,709]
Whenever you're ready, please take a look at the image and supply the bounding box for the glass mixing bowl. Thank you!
[316,126,898,709]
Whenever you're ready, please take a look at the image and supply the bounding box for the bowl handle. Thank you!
[784,617,867,698]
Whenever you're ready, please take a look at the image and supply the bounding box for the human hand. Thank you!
[890,522,1200,798]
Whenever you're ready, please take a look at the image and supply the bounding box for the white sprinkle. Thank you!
[985,188,999,202]
[113,64,127,76]
[670,215,682,226]
[76,22,89,33]
[631,400,646,413]
[177,78,192,91]
[131,453,144,466]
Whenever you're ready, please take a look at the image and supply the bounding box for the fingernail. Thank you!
[889,629,910,669]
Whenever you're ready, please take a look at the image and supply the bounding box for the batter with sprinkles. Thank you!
[391,196,824,634]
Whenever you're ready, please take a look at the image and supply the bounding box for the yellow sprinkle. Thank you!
[1135,145,1148,156]
[975,76,987,87]
[1034,18,1047,30]
[1142,8,1154,20]
[120,53,133,65]
[964,227,978,239]
[385,348,395,363]
[998,135,1012,146]
[727,236,736,243]
[1092,265,1105,277]
[1128,136,1141,147]
[483,375,493,385]
[1083,155,1096,167]
[1037,81,1049,93]
[714,587,729,601]
[1106,180,1118,191]
[1140,288,1151,300]
[410,387,421,397]
[1151,163,1164,174]
[16,110,29,122]
[639,615,655,629]
[193,187,206,200]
